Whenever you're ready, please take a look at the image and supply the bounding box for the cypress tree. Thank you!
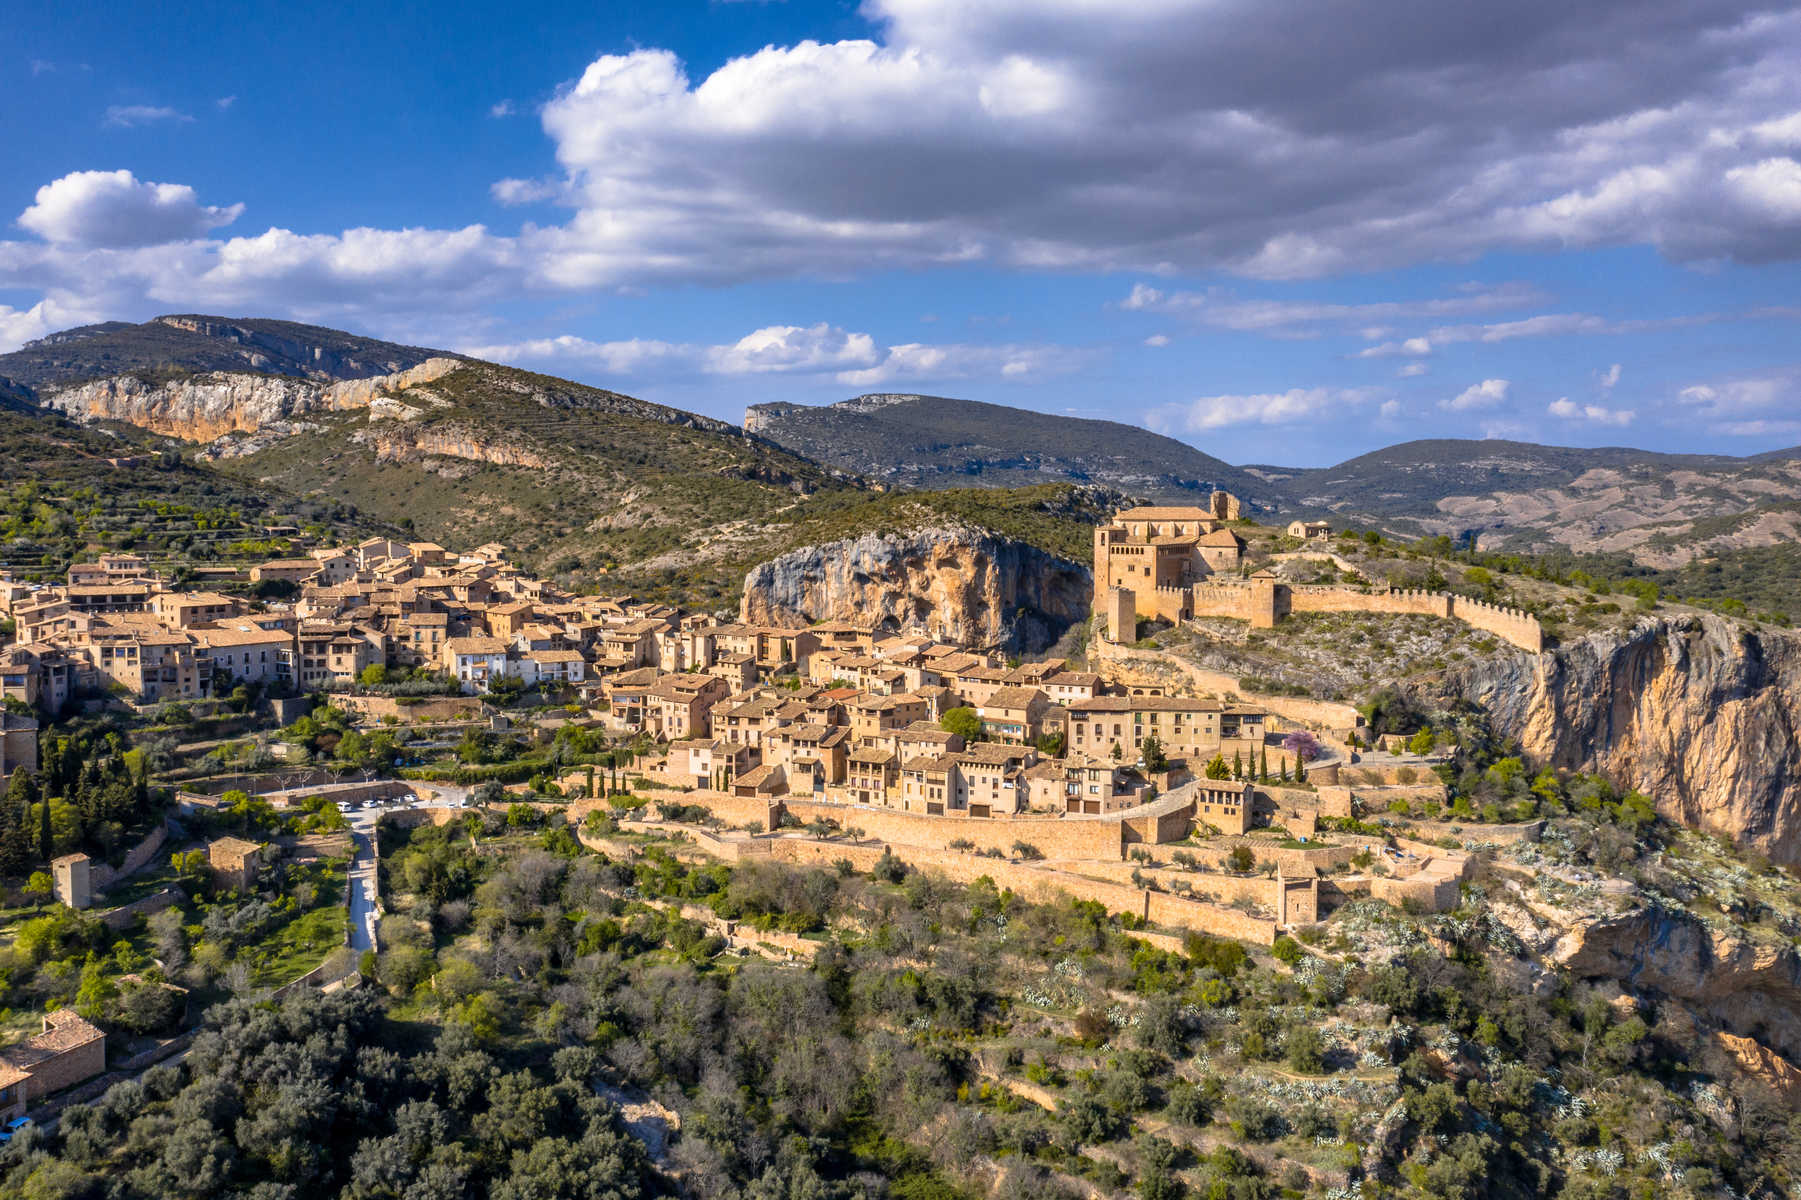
[39,793,53,865]
[1259,747,1269,783]
[1296,757,1307,783]
[1233,750,1243,780]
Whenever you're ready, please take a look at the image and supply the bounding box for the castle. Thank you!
[1094,498,1543,654]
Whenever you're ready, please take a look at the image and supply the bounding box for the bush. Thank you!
[1271,935,1304,966]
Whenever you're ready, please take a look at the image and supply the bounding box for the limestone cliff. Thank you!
[739,524,1091,653]
[1553,905,1801,1061]
[1442,614,1801,863]
[41,358,462,441]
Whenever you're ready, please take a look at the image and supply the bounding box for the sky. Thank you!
[6,0,1801,466]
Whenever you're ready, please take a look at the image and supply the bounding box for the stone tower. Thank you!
[1106,586,1137,643]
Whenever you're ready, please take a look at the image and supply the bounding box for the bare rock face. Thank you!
[1443,614,1801,863]
[41,357,462,442]
[1554,906,1801,1060]
[739,524,1091,653]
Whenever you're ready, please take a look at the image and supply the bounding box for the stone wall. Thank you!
[1088,638,1362,734]
[334,695,487,723]
[1185,582,1544,654]
[97,887,181,931]
[779,796,1128,860]
[89,825,167,892]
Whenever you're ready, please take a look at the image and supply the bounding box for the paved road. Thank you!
[345,817,379,954]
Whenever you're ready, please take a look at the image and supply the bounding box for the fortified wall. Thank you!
[1175,579,1543,654]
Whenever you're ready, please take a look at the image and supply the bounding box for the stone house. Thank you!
[0,710,40,784]
[0,1010,106,1118]
[208,836,263,892]
[978,686,1052,744]
[645,673,732,740]
[51,854,91,910]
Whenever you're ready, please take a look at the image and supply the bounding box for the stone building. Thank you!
[51,853,92,910]
[208,836,263,892]
[0,1009,107,1118]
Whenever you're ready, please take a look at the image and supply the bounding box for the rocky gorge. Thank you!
[739,523,1091,652]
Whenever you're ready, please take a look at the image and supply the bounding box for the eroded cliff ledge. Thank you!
[41,357,462,441]
[1442,614,1801,863]
[740,525,1091,653]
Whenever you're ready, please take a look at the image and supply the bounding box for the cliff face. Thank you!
[1443,614,1801,862]
[41,357,462,442]
[1554,906,1801,1061]
[740,525,1091,652]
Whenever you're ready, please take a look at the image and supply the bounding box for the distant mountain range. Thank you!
[6,315,1801,610]
[749,395,1801,569]
[745,393,1278,506]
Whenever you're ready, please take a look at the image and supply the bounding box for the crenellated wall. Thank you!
[1185,581,1543,653]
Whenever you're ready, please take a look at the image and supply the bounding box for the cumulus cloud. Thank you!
[464,323,1079,388]
[10,0,1801,338]
[1146,386,1381,433]
[1143,333,1170,347]
[17,170,244,248]
[1397,363,1428,378]
[1548,397,1634,425]
[1443,379,1510,411]
[490,100,518,118]
[103,105,192,128]
[1600,363,1622,391]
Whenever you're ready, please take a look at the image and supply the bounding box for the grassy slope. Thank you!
[212,364,1107,609]
[0,407,380,580]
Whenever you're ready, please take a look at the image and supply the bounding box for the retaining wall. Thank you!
[89,825,168,892]
[97,887,181,931]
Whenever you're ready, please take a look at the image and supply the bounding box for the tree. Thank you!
[1259,747,1269,783]
[1140,735,1168,773]
[1204,754,1230,780]
[1227,845,1256,873]
[1232,750,1243,780]
[38,790,53,865]
[939,707,982,742]
[359,664,389,689]
[1281,730,1321,763]
[1407,727,1437,757]
[23,869,53,908]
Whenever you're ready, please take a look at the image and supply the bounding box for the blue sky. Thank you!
[7,0,1801,466]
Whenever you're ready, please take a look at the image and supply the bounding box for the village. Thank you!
[0,496,1524,1121]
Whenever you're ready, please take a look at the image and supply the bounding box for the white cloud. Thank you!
[1125,281,1541,336]
[1143,333,1170,347]
[1146,386,1380,433]
[1379,398,1403,419]
[103,104,192,128]
[490,100,517,118]
[706,323,878,374]
[1397,363,1428,378]
[1443,378,1511,411]
[17,170,244,248]
[490,178,563,206]
[217,96,236,111]
[1671,373,1801,439]
[1600,362,1622,390]
[1548,397,1634,425]
[463,323,1079,388]
[9,0,1801,334]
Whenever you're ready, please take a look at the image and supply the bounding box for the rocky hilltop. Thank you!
[0,313,449,391]
[1444,613,1801,863]
[42,357,464,442]
[739,524,1091,652]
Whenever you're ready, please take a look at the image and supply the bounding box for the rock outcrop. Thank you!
[1442,614,1801,863]
[1554,905,1801,1062]
[41,357,462,442]
[740,525,1091,653]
